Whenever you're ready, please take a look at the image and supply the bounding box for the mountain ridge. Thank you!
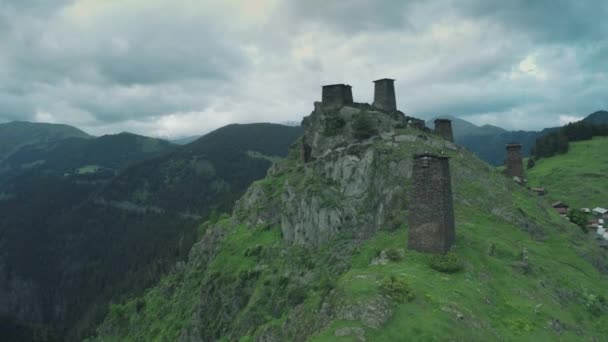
[0,121,91,162]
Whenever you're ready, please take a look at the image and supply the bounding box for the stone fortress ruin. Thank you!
[321,84,353,109]
[293,78,525,254]
[313,78,458,253]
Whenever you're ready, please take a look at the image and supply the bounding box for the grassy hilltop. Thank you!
[527,137,608,210]
[91,107,608,342]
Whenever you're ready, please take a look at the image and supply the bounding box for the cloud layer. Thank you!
[0,0,606,137]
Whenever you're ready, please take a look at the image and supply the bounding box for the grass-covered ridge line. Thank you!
[527,137,608,209]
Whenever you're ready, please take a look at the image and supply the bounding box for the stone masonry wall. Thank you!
[505,143,524,181]
[434,119,454,142]
[322,84,353,109]
[372,79,396,112]
[407,153,455,254]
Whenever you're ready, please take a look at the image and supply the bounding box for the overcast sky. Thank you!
[0,0,606,138]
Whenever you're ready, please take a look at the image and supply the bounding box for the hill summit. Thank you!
[0,121,91,162]
[92,80,608,341]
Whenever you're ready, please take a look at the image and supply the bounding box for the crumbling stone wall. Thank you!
[372,79,396,112]
[408,153,455,254]
[322,84,353,109]
[434,119,454,142]
[406,117,425,130]
[505,143,524,182]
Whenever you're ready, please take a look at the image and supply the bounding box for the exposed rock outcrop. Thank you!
[235,102,455,247]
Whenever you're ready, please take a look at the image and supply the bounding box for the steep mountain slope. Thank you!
[527,137,608,210]
[0,133,177,340]
[0,123,303,341]
[100,123,304,215]
[171,135,201,145]
[92,103,608,341]
[0,121,91,162]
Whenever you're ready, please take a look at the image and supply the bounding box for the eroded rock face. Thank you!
[336,295,393,328]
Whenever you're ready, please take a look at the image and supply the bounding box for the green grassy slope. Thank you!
[91,126,608,341]
[527,137,608,210]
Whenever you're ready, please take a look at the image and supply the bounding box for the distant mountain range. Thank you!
[429,110,608,165]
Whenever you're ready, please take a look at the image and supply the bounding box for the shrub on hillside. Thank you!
[323,117,346,136]
[385,248,403,262]
[429,252,464,273]
[352,115,377,140]
[583,292,606,316]
[526,158,535,169]
[380,276,415,303]
[568,209,589,233]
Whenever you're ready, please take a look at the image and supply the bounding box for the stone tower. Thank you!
[408,153,455,254]
[434,119,454,142]
[505,143,524,182]
[372,78,397,112]
[321,84,353,108]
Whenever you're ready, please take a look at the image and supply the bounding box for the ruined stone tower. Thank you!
[321,84,353,108]
[408,153,455,254]
[505,143,524,182]
[434,119,454,142]
[372,78,397,112]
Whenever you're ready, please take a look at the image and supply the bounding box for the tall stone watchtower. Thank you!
[372,78,397,112]
[322,84,353,109]
[408,153,455,254]
[434,119,454,142]
[505,143,524,182]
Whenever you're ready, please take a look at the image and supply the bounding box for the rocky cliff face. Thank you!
[235,102,458,247]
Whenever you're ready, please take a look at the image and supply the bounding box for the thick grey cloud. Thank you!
[0,0,606,137]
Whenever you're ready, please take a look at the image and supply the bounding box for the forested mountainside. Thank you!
[0,121,91,162]
[0,123,303,341]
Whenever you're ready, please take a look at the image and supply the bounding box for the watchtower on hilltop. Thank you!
[372,78,397,112]
[434,119,454,142]
[408,153,455,254]
[321,84,353,109]
[505,143,524,182]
